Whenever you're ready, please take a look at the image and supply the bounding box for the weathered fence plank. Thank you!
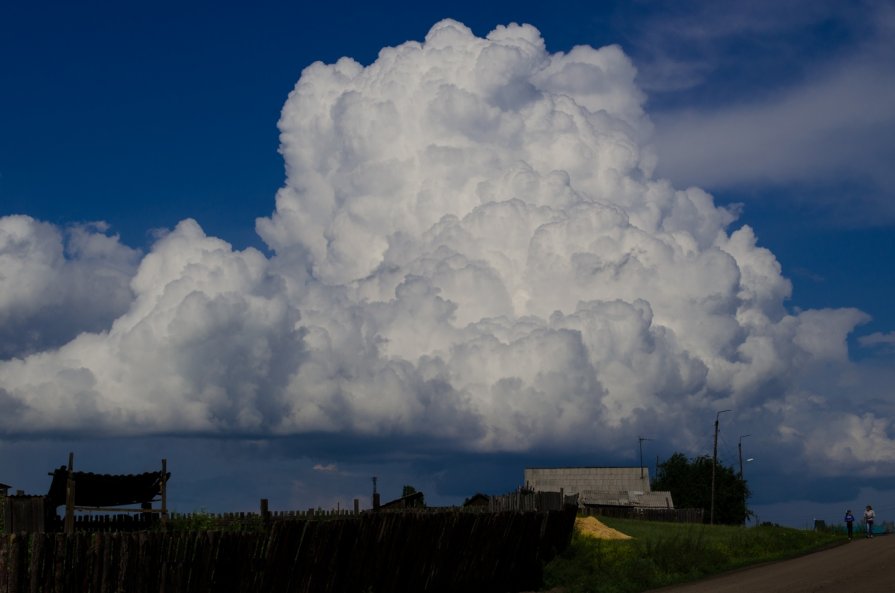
[7,535,21,593]
[0,536,6,593]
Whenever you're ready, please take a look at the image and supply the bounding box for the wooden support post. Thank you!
[354,498,360,515]
[161,458,168,529]
[260,498,270,529]
[64,452,75,534]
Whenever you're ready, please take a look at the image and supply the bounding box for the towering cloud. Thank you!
[0,216,139,359]
[0,21,885,478]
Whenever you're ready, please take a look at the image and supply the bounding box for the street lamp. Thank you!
[742,457,755,525]
[639,436,653,486]
[738,434,752,527]
[738,434,751,477]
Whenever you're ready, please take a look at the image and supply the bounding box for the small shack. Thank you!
[46,465,169,510]
[378,490,425,510]
[1,454,171,533]
[4,494,51,533]
[463,493,490,508]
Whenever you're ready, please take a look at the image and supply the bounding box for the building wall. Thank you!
[524,467,651,496]
[3,495,48,533]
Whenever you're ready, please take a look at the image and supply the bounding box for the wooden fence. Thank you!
[168,507,357,526]
[0,508,576,593]
[164,493,577,530]
[70,512,161,533]
[2,497,48,534]
[581,505,705,523]
[485,490,578,512]
[2,499,363,535]
[3,498,162,535]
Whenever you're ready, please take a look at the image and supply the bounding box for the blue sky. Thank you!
[2,1,894,527]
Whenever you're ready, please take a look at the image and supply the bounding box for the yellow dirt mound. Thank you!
[575,516,632,540]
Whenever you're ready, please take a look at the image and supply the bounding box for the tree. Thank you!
[652,452,750,525]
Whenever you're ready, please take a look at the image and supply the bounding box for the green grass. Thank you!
[541,516,844,593]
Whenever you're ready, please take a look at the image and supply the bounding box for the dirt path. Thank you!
[645,535,894,593]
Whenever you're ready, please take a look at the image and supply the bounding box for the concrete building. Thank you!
[524,467,674,509]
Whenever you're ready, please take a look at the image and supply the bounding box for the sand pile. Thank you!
[575,516,632,540]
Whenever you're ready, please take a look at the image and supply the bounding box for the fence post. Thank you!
[161,458,168,530]
[64,452,75,534]
[260,499,270,529]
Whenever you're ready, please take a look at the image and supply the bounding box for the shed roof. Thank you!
[379,490,425,510]
[46,466,169,508]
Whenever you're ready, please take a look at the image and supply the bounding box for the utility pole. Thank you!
[710,409,731,525]
[638,436,653,487]
[738,434,751,477]
[739,434,753,527]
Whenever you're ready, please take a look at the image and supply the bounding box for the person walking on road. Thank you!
[844,509,855,540]
[864,505,875,538]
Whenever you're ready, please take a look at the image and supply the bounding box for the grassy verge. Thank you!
[542,516,843,593]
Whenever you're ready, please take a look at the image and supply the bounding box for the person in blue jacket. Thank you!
[844,509,855,540]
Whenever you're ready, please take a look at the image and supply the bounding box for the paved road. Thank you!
[645,535,894,593]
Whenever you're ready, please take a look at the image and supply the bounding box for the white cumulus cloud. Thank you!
[0,215,140,359]
[0,20,887,480]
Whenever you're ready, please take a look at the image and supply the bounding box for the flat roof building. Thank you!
[524,466,673,509]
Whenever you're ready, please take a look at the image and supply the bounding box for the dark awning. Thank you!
[46,466,170,508]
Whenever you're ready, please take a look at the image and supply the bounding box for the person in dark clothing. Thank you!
[844,509,855,540]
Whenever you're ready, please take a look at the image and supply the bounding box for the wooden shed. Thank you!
[4,495,52,533]
[2,454,171,533]
[47,454,171,533]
